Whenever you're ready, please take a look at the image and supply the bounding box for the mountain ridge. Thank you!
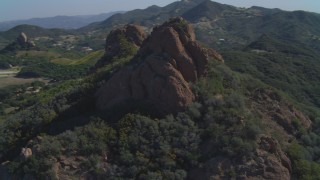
[80,0,207,31]
[0,11,123,31]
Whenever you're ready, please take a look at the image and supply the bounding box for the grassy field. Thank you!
[0,76,48,88]
[0,67,20,77]
[51,50,104,65]
[16,50,60,58]
[0,68,48,88]
[50,58,75,64]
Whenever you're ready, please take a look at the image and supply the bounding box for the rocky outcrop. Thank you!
[136,17,223,81]
[0,32,36,53]
[252,135,291,179]
[188,135,291,180]
[251,88,312,134]
[17,32,28,45]
[20,148,32,160]
[231,135,291,180]
[17,32,36,48]
[95,17,223,114]
[95,24,147,68]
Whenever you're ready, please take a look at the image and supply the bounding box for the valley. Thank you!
[0,71,49,89]
[0,68,23,88]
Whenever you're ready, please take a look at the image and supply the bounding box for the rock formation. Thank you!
[95,24,147,68]
[16,32,36,48]
[17,32,28,45]
[188,135,292,180]
[252,88,312,134]
[20,148,32,160]
[95,17,223,114]
[0,32,36,53]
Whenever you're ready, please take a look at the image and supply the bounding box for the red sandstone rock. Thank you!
[95,17,223,114]
[95,24,146,68]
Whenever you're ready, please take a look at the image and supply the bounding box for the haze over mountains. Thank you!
[0,11,123,31]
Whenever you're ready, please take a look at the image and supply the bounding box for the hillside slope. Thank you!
[0,18,318,180]
[188,1,320,50]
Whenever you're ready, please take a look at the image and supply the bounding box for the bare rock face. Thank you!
[258,135,292,171]
[252,135,291,180]
[28,41,36,47]
[137,17,223,81]
[17,32,28,45]
[95,17,223,114]
[95,24,147,68]
[20,148,32,160]
[105,24,146,55]
[16,32,36,48]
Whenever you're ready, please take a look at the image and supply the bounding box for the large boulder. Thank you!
[20,148,32,160]
[17,32,28,45]
[16,32,35,48]
[95,17,223,114]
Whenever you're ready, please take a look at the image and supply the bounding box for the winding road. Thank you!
[0,71,18,75]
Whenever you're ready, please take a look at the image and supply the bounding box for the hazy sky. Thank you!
[1,0,320,22]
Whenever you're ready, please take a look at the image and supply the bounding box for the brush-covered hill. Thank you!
[80,0,207,32]
[77,0,320,54]
[182,0,235,21]
[0,17,319,180]
[222,34,320,116]
[78,0,209,48]
[181,1,320,50]
[0,24,72,41]
[0,24,73,50]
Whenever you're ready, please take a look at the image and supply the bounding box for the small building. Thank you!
[82,47,93,53]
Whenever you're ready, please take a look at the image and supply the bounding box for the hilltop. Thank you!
[0,24,73,49]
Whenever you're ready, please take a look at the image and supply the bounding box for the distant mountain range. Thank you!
[0,11,124,31]
[1,0,320,51]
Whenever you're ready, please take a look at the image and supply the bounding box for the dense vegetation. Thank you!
[1,59,265,179]
[0,81,46,116]
[3,49,320,179]
[17,62,89,80]
[222,36,320,118]
[218,23,320,180]
[1,0,320,179]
